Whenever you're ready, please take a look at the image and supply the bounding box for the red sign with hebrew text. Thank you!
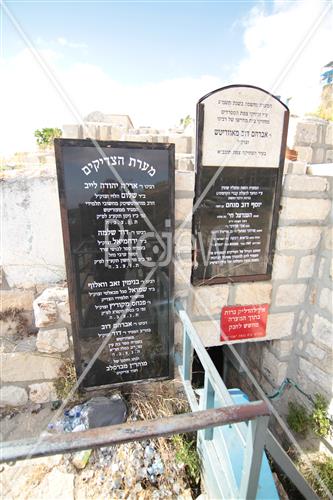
[220,304,269,341]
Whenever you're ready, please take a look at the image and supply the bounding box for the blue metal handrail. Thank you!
[175,298,272,499]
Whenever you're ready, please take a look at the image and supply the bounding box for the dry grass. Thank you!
[0,307,28,338]
[54,359,78,401]
[297,452,333,499]
[124,381,201,496]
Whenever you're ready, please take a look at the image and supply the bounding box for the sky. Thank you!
[1,0,332,154]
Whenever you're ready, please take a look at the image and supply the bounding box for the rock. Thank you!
[15,337,37,352]
[36,327,69,353]
[33,469,74,499]
[33,299,57,327]
[1,289,35,312]
[37,287,68,303]
[30,403,42,413]
[29,382,57,403]
[71,449,92,470]
[57,301,70,323]
[0,385,28,406]
[1,352,62,382]
[33,287,70,327]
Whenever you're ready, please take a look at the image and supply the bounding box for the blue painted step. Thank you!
[225,388,279,499]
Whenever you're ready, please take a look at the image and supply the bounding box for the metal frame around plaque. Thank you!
[192,84,289,285]
[55,139,175,390]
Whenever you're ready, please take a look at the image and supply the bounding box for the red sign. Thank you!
[220,304,269,341]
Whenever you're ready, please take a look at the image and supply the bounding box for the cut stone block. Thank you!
[271,339,293,358]
[312,147,325,163]
[295,122,319,144]
[298,255,316,279]
[284,174,328,192]
[325,123,333,145]
[1,353,62,382]
[234,282,272,305]
[0,385,28,406]
[175,171,195,193]
[1,289,35,312]
[276,226,321,251]
[262,348,288,386]
[305,342,326,360]
[36,327,69,353]
[313,314,332,350]
[287,161,307,175]
[266,312,295,339]
[272,254,295,280]
[29,382,57,403]
[191,285,229,316]
[62,124,81,139]
[175,198,193,222]
[280,198,330,221]
[175,228,193,255]
[319,287,332,315]
[294,146,313,163]
[275,283,307,307]
[299,358,332,394]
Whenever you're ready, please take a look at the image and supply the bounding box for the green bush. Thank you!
[172,433,201,486]
[299,454,333,498]
[34,128,62,148]
[287,401,310,436]
[287,394,332,439]
[311,394,332,438]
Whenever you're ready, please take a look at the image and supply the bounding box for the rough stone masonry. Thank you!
[1,123,332,421]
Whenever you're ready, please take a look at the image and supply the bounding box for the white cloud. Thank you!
[1,0,331,155]
[57,37,88,49]
[0,47,223,154]
[233,0,332,116]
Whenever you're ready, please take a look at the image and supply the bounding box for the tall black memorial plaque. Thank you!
[192,85,289,285]
[55,139,174,389]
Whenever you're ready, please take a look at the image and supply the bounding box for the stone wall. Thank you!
[241,169,332,410]
[62,123,194,155]
[0,286,71,406]
[1,166,66,288]
[173,158,332,416]
[1,136,332,413]
[293,117,332,163]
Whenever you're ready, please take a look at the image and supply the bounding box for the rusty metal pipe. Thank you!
[0,401,269,464]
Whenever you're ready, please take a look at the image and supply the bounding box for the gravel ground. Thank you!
[1,381,201,499]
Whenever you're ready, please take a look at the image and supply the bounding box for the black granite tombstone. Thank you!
[55,139,174,389]
[192,85,289,285]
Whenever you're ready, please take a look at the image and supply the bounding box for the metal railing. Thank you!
[176,298,319,500]
[175,298,271,499]
[0,299,319,499]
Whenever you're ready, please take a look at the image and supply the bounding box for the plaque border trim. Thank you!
[55,138,175,391]
[191,84,289,286]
